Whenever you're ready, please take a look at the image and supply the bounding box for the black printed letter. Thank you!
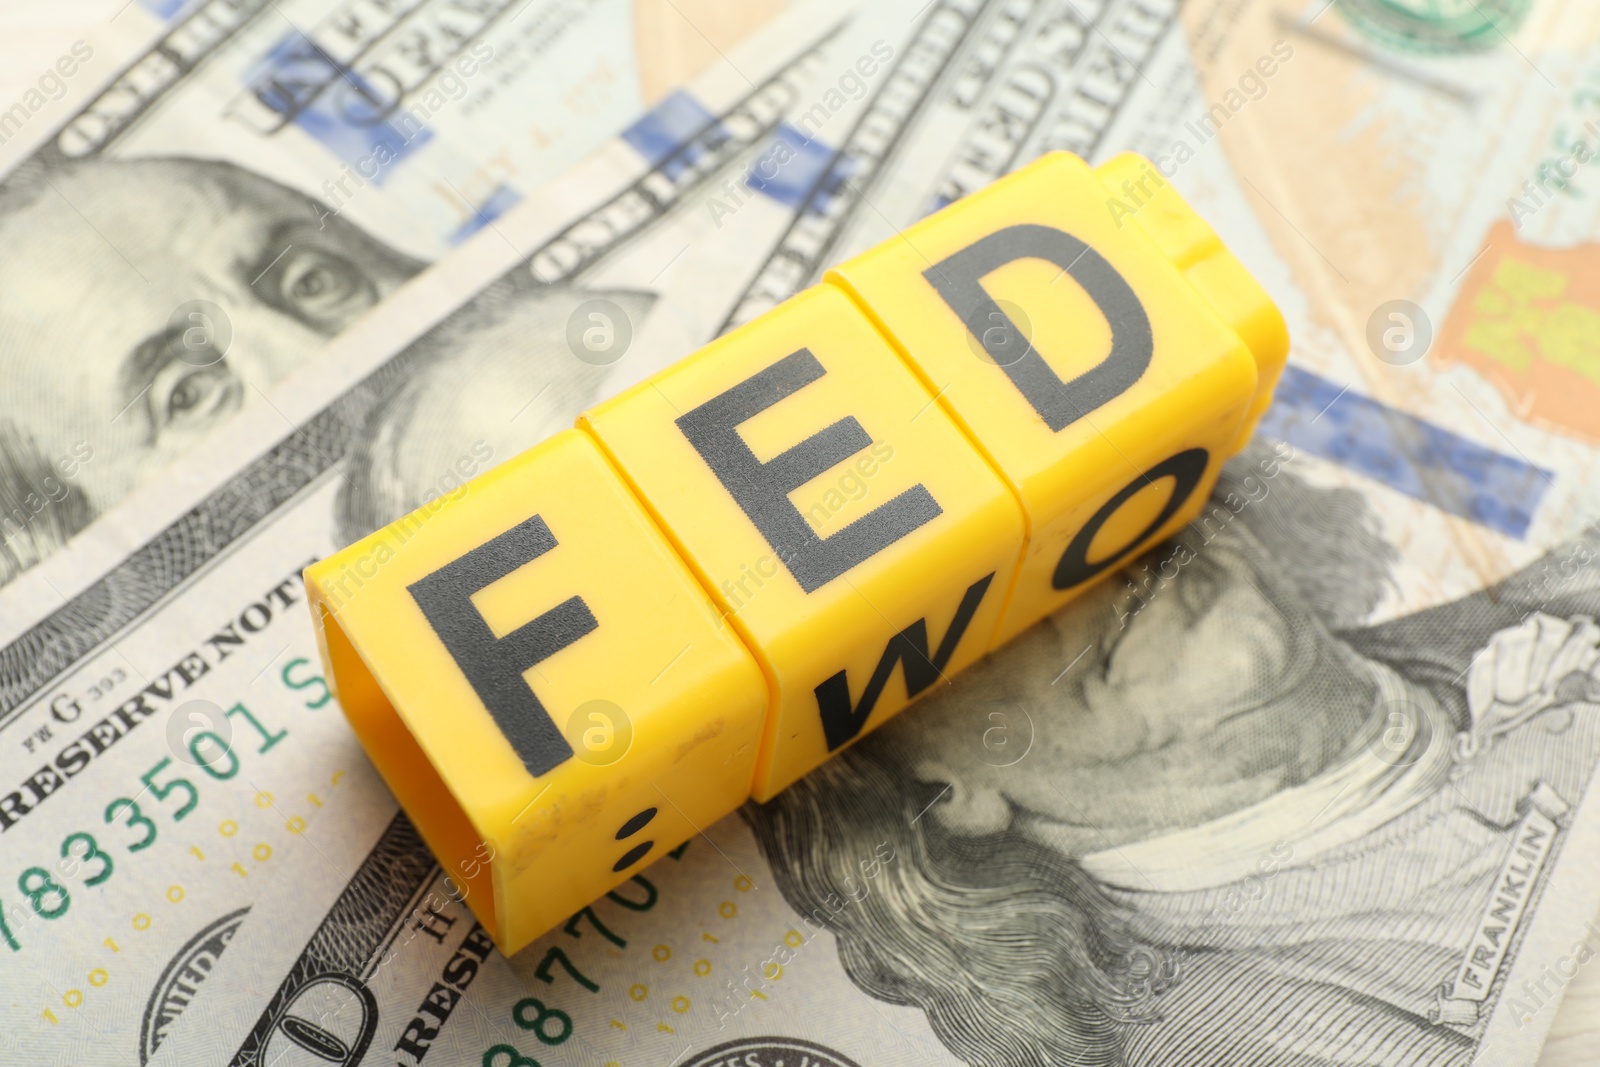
[923,224,1152,431]
[676,349,942,593]
[1053,449,1209,590]
[814,573,994,750]
[408,515,597,777]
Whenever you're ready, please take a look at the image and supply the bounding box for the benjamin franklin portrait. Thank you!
[0,0,780,587]
[743,444,1600,1066]
[0,153,644,585]
[0,155,420,584]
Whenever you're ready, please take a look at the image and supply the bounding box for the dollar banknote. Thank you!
[0,4,851,1062]
[0,0,793,592]
[10,0,1600,1063]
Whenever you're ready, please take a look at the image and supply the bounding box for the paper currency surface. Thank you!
[0,0,789,592]
[7,0,1600,1065]
[0,2,837,1062]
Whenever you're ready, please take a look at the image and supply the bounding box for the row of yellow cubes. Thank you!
[304,151,1289,954]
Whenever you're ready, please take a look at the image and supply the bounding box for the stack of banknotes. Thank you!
[2,1,1598,1063]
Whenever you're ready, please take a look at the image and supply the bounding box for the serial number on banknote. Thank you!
[0,670,337,1026]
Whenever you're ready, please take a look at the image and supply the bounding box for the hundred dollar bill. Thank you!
[0,5,852,1062]
[0,0,791,591]
[18,0,1600,1064]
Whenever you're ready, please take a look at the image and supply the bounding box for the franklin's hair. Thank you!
[0,427,91,585]
[0,160,84,584]
[1213,441,1397,630]
[334,279,651,542]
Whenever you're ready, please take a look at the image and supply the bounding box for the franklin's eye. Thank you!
[147,358,242,436]
[265,245,377,331]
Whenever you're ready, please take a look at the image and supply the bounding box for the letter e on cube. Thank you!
[580,284,1023,799]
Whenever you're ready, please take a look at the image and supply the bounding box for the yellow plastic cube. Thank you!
[304,151,1290,954]
[303,428,767,954]
[1093,153,1290,453]
[579,284,1023,800]
[827,151,1286,642]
